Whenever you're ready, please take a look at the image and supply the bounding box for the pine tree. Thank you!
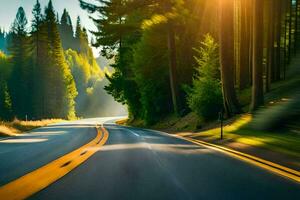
[31,0,50,118]
[8,7,32,119]
[44,0,77,119]
[0,29,6,53]
[59,9,74,50]
[74,16,82,52]
[0,51,12,120]
[74,18,91,56]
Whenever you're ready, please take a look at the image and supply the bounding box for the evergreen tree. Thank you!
[74,18,93,60]
[59,9,74,50]
[0,51,12,120]
[44,0,77,119]
[131,25,171,124]
[65,49,105,117]
[74,16,82,52]
[31,0,50,118]
[186,35,222,120]
[0,29,6,53]
[80,0,213,121]
[8,7,32,119]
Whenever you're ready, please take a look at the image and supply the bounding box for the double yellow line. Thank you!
[0,126,109,200]
[178,136,300,183]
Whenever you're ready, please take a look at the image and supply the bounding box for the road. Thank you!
[0,118,299,200]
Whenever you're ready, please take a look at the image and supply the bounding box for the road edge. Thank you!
[175,135,300,183]
[115,123,300,184]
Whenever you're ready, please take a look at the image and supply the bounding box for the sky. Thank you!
[0,0,100,56]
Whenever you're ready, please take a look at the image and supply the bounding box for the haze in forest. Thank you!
[0,0,127,121]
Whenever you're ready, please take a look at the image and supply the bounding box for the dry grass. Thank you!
[0,119,64,137]
[0,125,20,137]
[115,118,128,125]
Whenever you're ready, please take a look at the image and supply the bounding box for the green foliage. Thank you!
[104,55,142,119]
[8,7,32,119]
[65,49,105,117]
[0,0,125,121]
[79,0,216,123]
[42,1,77,119]
[59,9,74,50]
[1,1,79,120]
[0,29,7,53]
[0,52,12,120]
[186,35,223,120]
[132,26,172,124]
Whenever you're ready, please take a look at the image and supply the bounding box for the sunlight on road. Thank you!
[54,116,127,126]
[99,143,212,154]
[0,138,48,143]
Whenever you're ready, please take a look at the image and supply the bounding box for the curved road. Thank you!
[0,118,299,199]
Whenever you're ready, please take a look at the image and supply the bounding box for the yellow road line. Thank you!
[177,136,300,183]
[0,126,109,200]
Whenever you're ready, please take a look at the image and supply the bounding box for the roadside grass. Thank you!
[185,114,300,159]
[115,118,129,125]
[0,119,64,137]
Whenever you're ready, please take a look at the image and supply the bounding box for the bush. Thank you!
[186,34,223,120]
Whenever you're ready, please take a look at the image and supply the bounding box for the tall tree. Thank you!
[266,0,276,92]
[167,23,179,115]
[219,0,241,116]
[294,0,300,53]
[74,16,82,52]
[250,0,264,111]
[59,9,74,50]
[8,7,32,119]
[239,0,251,89]
[0,29,6,52]
[44,0,77,118]
[31,0,49,118]
[0,52,12,120]
[80,0,144,119]
[273,0,283,81]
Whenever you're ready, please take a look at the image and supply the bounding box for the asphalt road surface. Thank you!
[0,118,299,200]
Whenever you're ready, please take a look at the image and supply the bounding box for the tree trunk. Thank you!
[287,0,292,65]
[294,0,300,53]
[249,1,254,86]
[239,0,250,90]
[266,0,276,92]
[283,11,288,80]
[274,0,282,81]
[219,0,241,116]
[283,0,289,80]
[251,0,264,111]
[168,24,179,115]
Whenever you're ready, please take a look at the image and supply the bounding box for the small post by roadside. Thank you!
[219,109,224,140]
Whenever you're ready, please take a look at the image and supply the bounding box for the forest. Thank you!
[78,0,300,128]
[0,0,125,121]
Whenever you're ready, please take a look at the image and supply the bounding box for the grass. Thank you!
[182,114,300,159]
[0,119,64,137]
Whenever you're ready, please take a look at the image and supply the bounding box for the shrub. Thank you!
[186,34,223,120]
